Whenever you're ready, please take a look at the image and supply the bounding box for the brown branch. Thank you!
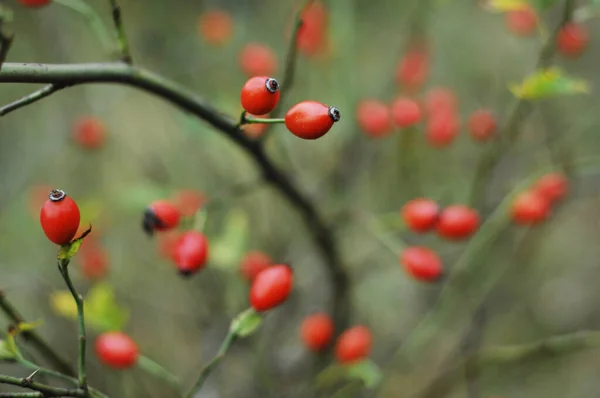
[0,292,75,377]
[0,61,350,335]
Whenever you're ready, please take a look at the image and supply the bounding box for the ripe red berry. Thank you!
[401,198,439,233]
[172,189,206,218]
[72,117,107,150]
[239,43,278,77]
[173,231,209,276]
[335,325,372,364]
[18,0,50,7]
[401,246,443,282]
[356,99,392,138]
[425,111,460,148]
[395,45,429,92]
[533,173,568,204]
[505,8,537,37]
[249,264,293,312]
[424,87,458,115]
[240,76,281,116]
[285,101,340,140]
[95,332,139,369]
[79,243,109,281]
[391,97,422,128]
[467,109,497,142]
[437,205,480,240]
[300,313,334,352]
[296,1,328,56]
[241,113,270,138]
[198,9,233,46]
[240,251,272,281]
[511,190,550,225]
[556,23,589,58]
[40,189,81,246]
[143,200,181,236]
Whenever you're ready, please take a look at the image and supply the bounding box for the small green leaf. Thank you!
[57,226,92,261]
[230,308,263,338]
[486,0,530,12]
[346,359,383,389]
[85,282,129,332]
[17,320,43,333]
[210,208,249,271]
[510,67,590,100]
[0,340,15,360]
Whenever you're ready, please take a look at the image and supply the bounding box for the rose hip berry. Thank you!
[80,242,109,281]
[72,117,107,150]
[391,97,422,128]
[18,0,50,7]
[356,99,392,138]
[250,264,293,312]
[505,7,537,36]
[401,198,440,233]
[198,9,233,46]
[511,190,550,225]
[426,112,460,148]
[533,173,568,204]
[335,325,372,364]
[300,313,334,352]
[285,101,340,140]
[239,43,278,77]
[424,87,458,116]
[240,251,272,281]
[401,246,443,282]
[467,109,497,142]
[296,0,328,56]
[95,332,139,369]
[437,205,480,240]
[395,45,429,92]
[557,23,589,58]
[143,200,181,236]
[40,189,81,246]
[173,231,209,276]
[240,76,281,116]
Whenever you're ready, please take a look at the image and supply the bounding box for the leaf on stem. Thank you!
[57,225,92,261]
[230,308,263,338]
[316,359,382,390]
[510,68,590,100]
[0,339,15,360]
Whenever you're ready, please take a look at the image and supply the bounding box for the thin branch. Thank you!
[0,393,44,397]
[57,260,87,393]
[0,84,66,116]
[419,330,600,398]
[107,0,132,63]
[0,292,75,377]
[0,373,86,397]
[0,61,350,336]
[136,356,181,393]
[184,329,237,398]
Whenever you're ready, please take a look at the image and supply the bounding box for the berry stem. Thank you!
[242,116,286,125]
[184,329,238,398]
[137,356,181,393]
[58,259,88,394]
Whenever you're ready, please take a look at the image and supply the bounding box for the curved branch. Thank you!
[0,61,350,333]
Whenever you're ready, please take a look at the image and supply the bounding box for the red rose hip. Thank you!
[239,43,278,77]
[173,231,209,276]
[533,172,568,204]
[356,99,392,138]
[391,97,422,128]
[511,190,550,225]
[437,205,480,240]
[240,76,280,116]
[72,117,107,150]
[300,312,334,352]
[95,332,139,369]
[467,109,497,142]
[556,23,588,58]
[285,101,340,140]
[143,200,181,236]
[40,189,81,246]
[250,264,293,311]
[401,246,443,282]
[401,198,439,233]
[335,325,372,363]
[505,7,537,36]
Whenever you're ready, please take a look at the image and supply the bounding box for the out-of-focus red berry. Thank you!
[401,198,439,233]
[505,7,537,37]
[301,313,334,352]
[296,1,328,56]
[72,117,107,150]
[79,243,109,281]
[395,45,429,92]
[95,332,139,369]
[511,190,550,225]
[391,97,422,128]
[172,189,206,218]
[173,231,209,276]
[198,9,233,46]
[356,99,392,138]
[556,23,589,58]
[240,251,273,281]
[239,43,278,77]
[424,87,458,116]
[436,205,480,240]
[401,246,443,282]
[335,326,372,364]
[143,200,181,235]
[533,173,568,204]
[425,111,460,148]
[467,109,497,142]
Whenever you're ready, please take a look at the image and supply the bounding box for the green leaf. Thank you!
[57,226,92,261]
[210,208,249,271]
[346,360,383,389]
[230,308,263,337]
[510,67,590,100]
[17,320,43,333]
[0,340,15,360]
[486,0,530,12]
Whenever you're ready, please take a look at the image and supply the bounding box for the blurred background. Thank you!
[1,0,600,397]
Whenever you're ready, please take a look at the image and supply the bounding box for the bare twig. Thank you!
[0,292,75,377]
[107,0,132,63]
[0,84,66,116]
[0,373,86,397]
[0,61,350,336]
